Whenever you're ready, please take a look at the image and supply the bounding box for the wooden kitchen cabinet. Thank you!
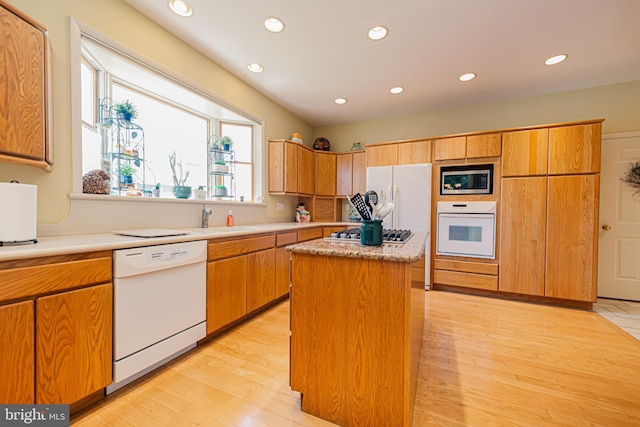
[0,2,51,170]
[247,248,276,312]
[36,283,112,404]
[546,175,599,301]
[397,139,432,164]
[336,153,353,196]
[352,151,366,194]
[366,143,398,167]
[548,123,601,175]
[315,151,337,196]
[275,231,296,298]
[502,128,549,177]
[434,136,466,161]
[466,133,501,159]
[268,140,314,196]
[206,256,247,334]
[0,300,34,404]
[499,177,547,296]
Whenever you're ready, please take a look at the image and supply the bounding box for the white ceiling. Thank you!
[123,0,640,127]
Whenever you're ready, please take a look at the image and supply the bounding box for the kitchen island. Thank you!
[287,232,427,427]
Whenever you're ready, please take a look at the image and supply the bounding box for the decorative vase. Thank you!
[223,143,231,151]
[313,137,330,151]
[118,112,133,122]
[351,142,364,151]
[173,185,192,199]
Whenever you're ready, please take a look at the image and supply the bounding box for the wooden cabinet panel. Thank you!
[36,283,112,404]
[0,3,50,170]
[336,153,353,196]
[434,137,466,161]
[275,246,290,298]
[433,270,498,291]
[276,231,297,246]
[397,139,432,164]
[0,300,34,404]
[502,128,549,177]
[206,256,247,333]
[352,151,366,194]
[298,145,315,195]
[297,227,323,242]
[313,197,336,222]
[546,175,599,301]
[433,259,499,276]
[247,249,276,312]
[315,152,336,196]
[207,235,276,261]
[499,177,547,296]
[548,123,601,175]
[467,133,501,158]
[366,144,398,167]
[0,257,113,304]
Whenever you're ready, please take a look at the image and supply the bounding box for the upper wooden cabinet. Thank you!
[336,151,366,196]
[268,140,314,196]
[434,137,466,161]
[0,2,51,171]
[366,143,398,167]
[548,123,601,175]
[397,139,432,164]
[467,133,501,159]
[315,151,336,196]
[502,128,549,177]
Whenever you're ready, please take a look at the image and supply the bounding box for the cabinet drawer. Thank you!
[433,270,498,291]
[433,259,498,275]
[0,257,112,303]
[276,232,297,247]
[208,235,276,261]
[297,227,323,242]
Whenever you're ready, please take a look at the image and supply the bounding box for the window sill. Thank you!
[69,193,264,206]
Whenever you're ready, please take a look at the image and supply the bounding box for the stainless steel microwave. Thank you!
[440,165,493,195]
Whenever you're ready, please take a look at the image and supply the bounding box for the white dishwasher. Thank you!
[107,240,207,394]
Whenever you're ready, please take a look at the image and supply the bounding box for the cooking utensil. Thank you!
[348,193,371,220]
[378,202,394,220]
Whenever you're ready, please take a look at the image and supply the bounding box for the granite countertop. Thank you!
[0,222,350,262]
[286,231,428,262]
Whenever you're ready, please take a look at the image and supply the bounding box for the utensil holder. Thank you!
[360,220,383,246]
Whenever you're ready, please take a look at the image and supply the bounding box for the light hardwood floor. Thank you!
[72,292,640,426]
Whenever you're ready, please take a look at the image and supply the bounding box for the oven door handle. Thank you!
[438,213,495,219]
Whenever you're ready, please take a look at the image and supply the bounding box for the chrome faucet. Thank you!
[201,207,212,228]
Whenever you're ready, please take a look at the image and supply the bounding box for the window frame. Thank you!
[69,18,265,203]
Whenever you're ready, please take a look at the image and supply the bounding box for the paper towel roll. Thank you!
[0,182,37,243]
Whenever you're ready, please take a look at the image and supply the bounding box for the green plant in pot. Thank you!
[169,151,191,198]
[214,184,227,197]
[113,99,138,122]
[219,135,233,151]
[117,164,136,187]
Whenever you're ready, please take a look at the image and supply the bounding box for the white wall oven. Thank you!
[436,202,496,259]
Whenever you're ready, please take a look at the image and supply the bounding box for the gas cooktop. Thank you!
[325,228,413,244]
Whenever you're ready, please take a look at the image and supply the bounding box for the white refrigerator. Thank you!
[366,163,432,289]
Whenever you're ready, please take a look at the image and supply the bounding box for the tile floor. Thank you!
[593,298,640,340]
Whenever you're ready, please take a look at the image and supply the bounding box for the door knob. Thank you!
[602,225,612,231]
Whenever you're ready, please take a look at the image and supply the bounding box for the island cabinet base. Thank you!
[290,252,424,427]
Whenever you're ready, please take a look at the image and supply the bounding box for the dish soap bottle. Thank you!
[226,210,234,226]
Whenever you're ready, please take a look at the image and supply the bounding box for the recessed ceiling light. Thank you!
[459,73,477,82]
[368,26,388,41]
[545,54,568,66]
[334,98,348,105]
[390,86,404,94]
[264,17,285,33]
[247,63,264,73]
[169,0,193,17]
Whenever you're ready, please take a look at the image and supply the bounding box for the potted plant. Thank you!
[194,185,207,199]
[113,99,138,122]
[117,164,136,187]
[214,184,227,197]
[169,151,191,198]
[153,182,161,197]
[219,135,233,151]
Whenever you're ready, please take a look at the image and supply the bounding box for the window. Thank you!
[79,34,262,202]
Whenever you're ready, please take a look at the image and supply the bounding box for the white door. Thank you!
[598,131,640,300]
[393,164,432,232]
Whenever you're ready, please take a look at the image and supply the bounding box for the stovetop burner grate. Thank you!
[325,228,413,244]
